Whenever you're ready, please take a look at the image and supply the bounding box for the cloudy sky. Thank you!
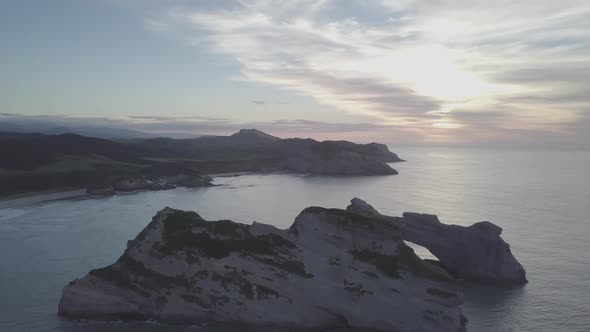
[1,0,589,146]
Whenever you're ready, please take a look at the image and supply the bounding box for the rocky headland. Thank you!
[57,198,525,331]
[135,129,403,176]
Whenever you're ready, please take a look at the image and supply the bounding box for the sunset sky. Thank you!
[1,0,589,146]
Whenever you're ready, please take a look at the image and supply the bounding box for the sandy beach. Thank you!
[0,189,87,209]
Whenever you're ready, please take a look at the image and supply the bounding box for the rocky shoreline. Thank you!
[86,174,213,196]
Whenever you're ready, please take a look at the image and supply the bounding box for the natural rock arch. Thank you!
[347,198,527,284]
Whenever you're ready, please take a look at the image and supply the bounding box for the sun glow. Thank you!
[432,121,462,129]
[320,43,496,104]
[387,45,493,101]
[178,1,590,144]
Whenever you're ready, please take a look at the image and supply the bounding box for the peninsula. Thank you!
[0,129,403,196]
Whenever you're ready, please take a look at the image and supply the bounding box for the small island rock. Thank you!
[59,203,466,332]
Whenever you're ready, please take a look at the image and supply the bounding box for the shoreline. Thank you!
[209,170,293,178]
[208,171,257,178]
[0,189,87,209]
[0,170,355,209]
[0,174,237,209]
[0,173,261,209]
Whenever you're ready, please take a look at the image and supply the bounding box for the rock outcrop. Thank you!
[347,198,527,283]
[59,203,465,331]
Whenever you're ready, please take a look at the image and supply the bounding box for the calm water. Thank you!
[1,147,589,332]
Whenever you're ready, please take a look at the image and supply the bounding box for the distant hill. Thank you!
[133,129,403,167]
[229,128,280,143]
[0,120,200,139]
[0,133,144,170]
[0,129,403,195]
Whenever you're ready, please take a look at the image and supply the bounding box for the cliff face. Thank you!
[277,139,401,175]
[347,198,527,283]
[59,203,465,332]
[283,151,399,175]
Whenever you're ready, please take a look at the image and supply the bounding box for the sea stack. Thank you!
[347,198,527,284]
[59,203,466,332]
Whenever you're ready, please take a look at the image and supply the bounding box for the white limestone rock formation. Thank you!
[59,204,465,332]
[347,198,527,284]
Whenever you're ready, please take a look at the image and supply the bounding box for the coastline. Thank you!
[209,170,294,178]
[0,168,386,209]
[0,189,87,209]
[0,173,271,209]
[208,171,257,178]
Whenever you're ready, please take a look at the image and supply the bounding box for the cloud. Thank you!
[165,1,443,123]
[127,115,229,122]
[4,113,589,147]
[244,68,441,120]
[151,0,590,144]
[251,100,289,105]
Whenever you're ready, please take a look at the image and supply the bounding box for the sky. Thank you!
[1,0,589,146]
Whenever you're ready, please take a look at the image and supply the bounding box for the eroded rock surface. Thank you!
[347,198,527,283]
[59,204,465,332]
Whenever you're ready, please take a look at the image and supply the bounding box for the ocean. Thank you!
[0,147,589,332]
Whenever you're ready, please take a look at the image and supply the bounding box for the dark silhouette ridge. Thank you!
[0,129,403,196]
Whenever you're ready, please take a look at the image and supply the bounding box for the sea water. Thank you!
[1,147,589,332]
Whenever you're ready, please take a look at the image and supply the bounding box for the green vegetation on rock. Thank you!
[254,257,314,278]
[161,211,296,258]
[426,287,457,299]
[89,253,186,296]
[160,211,314,278]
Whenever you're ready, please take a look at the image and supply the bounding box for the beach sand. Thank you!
[0,189,87,209]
